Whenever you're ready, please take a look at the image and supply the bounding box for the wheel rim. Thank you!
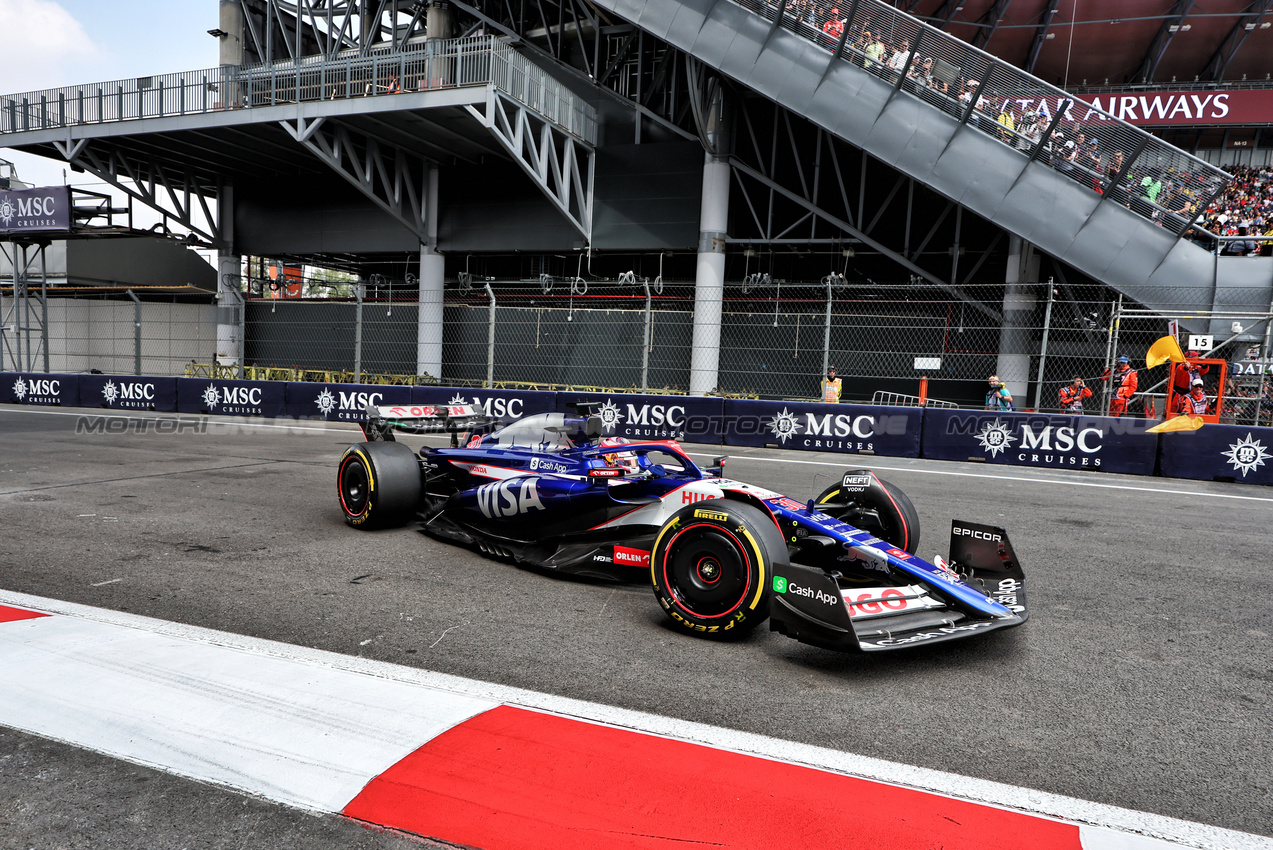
[820,491,891,543]
[339,457,371,517]
[663,524,751,618]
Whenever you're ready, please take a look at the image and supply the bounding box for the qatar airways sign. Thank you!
[0,186,71,233]
[991,89,1273,128]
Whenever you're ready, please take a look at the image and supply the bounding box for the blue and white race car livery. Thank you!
[336,403,1027,652]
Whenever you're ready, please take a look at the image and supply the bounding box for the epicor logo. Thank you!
[952,526,1002,541]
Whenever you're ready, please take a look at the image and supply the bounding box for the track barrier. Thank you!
[4,372,1271,485]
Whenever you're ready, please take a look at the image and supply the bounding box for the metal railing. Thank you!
[732,0,1232,239]
[0,36,595,144]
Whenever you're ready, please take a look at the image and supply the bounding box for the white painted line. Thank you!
[1,589,1267,850]
[0,606,496,812]
[89,578,122,587]
[690,452,1273,503]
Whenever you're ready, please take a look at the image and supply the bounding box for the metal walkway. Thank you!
[592,0,1234,303]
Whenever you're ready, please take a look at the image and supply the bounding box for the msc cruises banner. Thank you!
[176,378,286,418]
[79,374,177,411]
[0,372,79,406]
[0,186,72,233]
[1158,423,1273,486]
[555,392,724,444]
[922,410,1158,475]
[283,381,411,422]
[412,386,558,421]
[722,400,923,458]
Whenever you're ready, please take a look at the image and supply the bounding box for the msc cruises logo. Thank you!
[12,377,27,400]
[976,418,1017,458]
[0,197,15,227]
[768,407,802,443]
[596,399,623,432]
[1222,433,1270,478]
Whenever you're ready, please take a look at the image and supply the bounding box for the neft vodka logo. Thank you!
[1222,433,1270,478]
[203,383,267,416]
[971,418,1104,467]
[13,376,61,404]
[101,380,156,409]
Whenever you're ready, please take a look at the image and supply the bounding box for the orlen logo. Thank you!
[614,546,650,567]
[953,526,1002,542]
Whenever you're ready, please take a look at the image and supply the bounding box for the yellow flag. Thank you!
[1147,415,1204,433]
[1145,336,1187,369]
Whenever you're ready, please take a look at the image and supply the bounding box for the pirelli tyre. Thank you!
[338,442,422,529]
[650,500,787,638]
[813,472,920,554]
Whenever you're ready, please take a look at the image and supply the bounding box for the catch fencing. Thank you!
[5,272,1272,424]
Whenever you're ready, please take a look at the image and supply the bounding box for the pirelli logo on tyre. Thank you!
[693,509,729,522]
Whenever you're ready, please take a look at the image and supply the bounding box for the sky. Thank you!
[0,0,220,188]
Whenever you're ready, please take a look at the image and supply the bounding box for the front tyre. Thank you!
[651,501,786,638]
[814,472,920,554]
[338,442,422,529]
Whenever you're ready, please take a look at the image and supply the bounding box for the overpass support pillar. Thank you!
[996,235,1040,405]
[216,253,242,369]
[215,182,241,369]
[691,155,729,395]
[418,165,444,380]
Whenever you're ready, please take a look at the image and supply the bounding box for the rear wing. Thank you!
[360,403,492,441]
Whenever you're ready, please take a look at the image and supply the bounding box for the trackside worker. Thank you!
[1105,355,1138,416]
[822,366,842,403]
[1172,350,1210,400]
[1172,378,1211,416]
[1059,376,1092,413]
[985,375,1014,411]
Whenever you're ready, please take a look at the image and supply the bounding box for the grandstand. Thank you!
[1,0,1270,410]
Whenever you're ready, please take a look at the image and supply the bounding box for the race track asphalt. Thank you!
[0,406,1269,848]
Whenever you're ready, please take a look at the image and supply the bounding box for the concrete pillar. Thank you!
[218,0,245,107]
[417,165,444,379]
[426,2,454,40]
[218,0,245,66]
[215,182,241,368]
[216,253,242,367]
[690,155,729,395]
[995,235,1040,404]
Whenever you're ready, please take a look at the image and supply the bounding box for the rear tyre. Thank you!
[651,501,786,638]
[814,474,920,554]
[338,441,421,529]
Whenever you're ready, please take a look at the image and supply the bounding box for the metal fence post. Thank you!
[822,277,833,381]
[354,280,364,380]
[126,289,141,375]
[1032,279,1055,412]
[485,283,496,388]
[641,277,651,392]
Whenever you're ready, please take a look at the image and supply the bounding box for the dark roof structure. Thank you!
[900,0,1273,87]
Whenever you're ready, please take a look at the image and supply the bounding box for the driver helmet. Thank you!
[600,436,641,474]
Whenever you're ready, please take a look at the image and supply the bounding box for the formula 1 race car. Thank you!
[336,403,1027,652]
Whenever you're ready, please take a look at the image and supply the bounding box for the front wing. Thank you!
[769,519,1028,652]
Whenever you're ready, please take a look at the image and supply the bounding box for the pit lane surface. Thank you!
[0,406,1269,847]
